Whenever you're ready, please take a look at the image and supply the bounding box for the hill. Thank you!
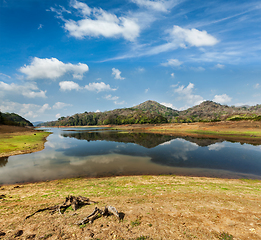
[38,100,261,127]
[177,101,261,122]
[0,111,33,127]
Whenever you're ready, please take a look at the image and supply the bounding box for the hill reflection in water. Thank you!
[61,130,224,148]
[0,128,261,184]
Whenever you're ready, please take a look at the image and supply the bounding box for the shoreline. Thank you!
[0,125,51,157]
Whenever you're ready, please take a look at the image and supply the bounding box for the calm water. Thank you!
[1,127,261,184]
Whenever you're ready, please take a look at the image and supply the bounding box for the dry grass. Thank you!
[0,175,260,239]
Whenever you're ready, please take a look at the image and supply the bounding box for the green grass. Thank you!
[0,131,50,154]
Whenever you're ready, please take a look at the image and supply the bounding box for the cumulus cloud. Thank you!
[20,57,89,80]
[59,81,81,91]
[174,83,204,105]
[58,1,140,41]
[38,103,51,113]
[212,94,232,104]
[0,101,51,119]
[161,59,183,67]
[131,0,177,12]
[112,68,125,80]
[171,73,175,77]
[53,102,72,109]
[59,81,116,92]
[161,102,176,109]
[0,81,47,98]
[84,82,117,92]
[170,25,219,47]
[254,83,260,89]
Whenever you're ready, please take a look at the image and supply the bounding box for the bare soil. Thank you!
[0,125,35,134]
[0,176,260,240]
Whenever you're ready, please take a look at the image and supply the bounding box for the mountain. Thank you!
[134,100,179,118]
[177,101,261,122]
[38,100,261,127]
[32,121,44,127]
[0,112,33,127]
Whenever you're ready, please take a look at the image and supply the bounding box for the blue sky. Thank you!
[0,0,261,122]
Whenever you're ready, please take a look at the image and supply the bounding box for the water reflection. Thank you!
[0,128,261,184]
[0,157,8,167]
[61,130,224,148]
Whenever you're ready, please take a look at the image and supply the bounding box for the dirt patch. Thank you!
[0,176,260,239]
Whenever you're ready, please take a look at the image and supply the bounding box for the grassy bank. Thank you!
[110,121,261,144]
[0,175,260,239]
[0,129,50,157]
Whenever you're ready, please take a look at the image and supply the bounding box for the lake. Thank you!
[1,127,261,184]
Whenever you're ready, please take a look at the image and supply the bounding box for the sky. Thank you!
[0,0,261,122]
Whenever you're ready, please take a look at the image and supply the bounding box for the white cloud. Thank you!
[174,83,204,105]
[60,1,140,41]
[70,0,91,16]
[85,82,117,92]
[254,83,259,89]
[59,81,116,92]
[161,59,183,67]
[190,66,205,71]
[20,57,89,80]
[0,81,47,98]
[131,0,175,12]
[112,68,125,80]
[55,113,61,119]
[213,94,232,104]
[0,73,11,79]
[95,109,101,113]
[114,100,126,105]
[0,101,51,119]
[53,102,72,109]
[170,25,219,47]
[137,67,145,72]
[38,103,51,113]
[59,81,81,91]
[38,24,43,29]
[161,102,176,109]
[103,94,119,101]
[145,88,149,93]
[215,63,225,69]
[171,73,175,78]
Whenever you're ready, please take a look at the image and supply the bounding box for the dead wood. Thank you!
[25,195,97,220]
[77,205,121,225]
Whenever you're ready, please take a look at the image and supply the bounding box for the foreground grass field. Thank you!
[0,176,260,239]
[0,125,50,157]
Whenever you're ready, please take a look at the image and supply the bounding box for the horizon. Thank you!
[0,0,261,122]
